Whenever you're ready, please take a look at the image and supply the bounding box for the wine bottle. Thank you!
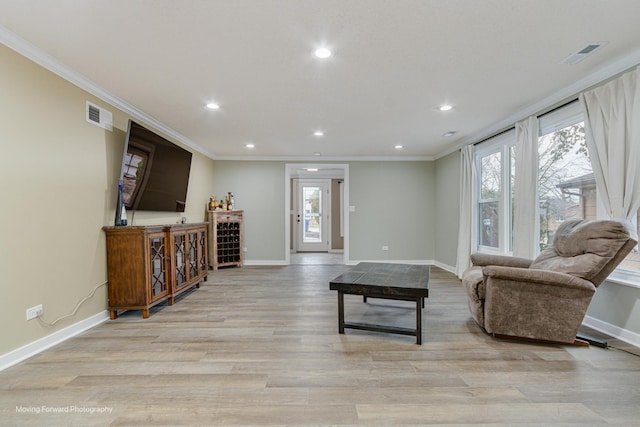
[115,180,128,226]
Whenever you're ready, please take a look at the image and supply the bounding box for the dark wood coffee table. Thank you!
[329,262,430,344]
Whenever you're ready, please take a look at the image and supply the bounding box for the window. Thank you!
[472,100,639,280]
[538,103,639,274]
[475,130,515,254]
[537,102,591,250]
[479,151,501,248]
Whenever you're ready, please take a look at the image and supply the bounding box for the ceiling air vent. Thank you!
[561,42,608,65]
[86,101,113,131]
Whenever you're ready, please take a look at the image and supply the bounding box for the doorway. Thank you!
[284,164,349,265]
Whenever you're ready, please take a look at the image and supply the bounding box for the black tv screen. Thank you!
[119,120,192,212]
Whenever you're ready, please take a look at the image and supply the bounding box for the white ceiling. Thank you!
[1,0,640,160]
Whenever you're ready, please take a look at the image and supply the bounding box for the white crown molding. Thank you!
[0,24,216,159]
[1,25,434,163]
[435,48,640,160]
[213,154,434,161]
[9,21,637,165]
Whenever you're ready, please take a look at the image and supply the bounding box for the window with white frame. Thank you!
[537,102,592,250]
[475,130,515,254]
[473,101,639,279]
[538,102,639,274]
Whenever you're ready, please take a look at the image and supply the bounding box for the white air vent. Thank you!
[561,42,608,65]
[86,101,113,131]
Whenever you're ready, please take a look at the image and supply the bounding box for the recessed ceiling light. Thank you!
[206,102,220,110]
[314,130,324,137]
[305,168,319,172]
[245,143,255,149]
[313,152,322,156]
[314,47,332,59]
[442,131,457,137]
[394,144,404,149]
[439,104,453,112]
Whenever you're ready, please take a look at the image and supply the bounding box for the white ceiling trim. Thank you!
[0,24,216,159]
[215,155,434,162]
[437,48,640,160]
[4,21,639,164]
[1,24,432,163]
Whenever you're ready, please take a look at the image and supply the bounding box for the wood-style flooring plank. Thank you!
[0,263,639,425]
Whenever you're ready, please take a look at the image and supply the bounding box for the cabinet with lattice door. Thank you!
[169,224,208,303]
[103,223,208,319]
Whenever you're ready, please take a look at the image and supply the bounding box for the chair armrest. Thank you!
[482,265,595,292]
[481,265,597,343]
[471,253,532,268]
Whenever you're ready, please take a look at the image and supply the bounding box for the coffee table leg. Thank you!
[416,297,422,345]
[338,291,345,334]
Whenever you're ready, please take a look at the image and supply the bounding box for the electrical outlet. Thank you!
[382,245,389,251]
[243,247,247,252]
[26,304,43,321]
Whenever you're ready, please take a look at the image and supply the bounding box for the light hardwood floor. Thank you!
[1,264,639,426]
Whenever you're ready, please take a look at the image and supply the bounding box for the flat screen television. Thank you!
[118,120,192,212]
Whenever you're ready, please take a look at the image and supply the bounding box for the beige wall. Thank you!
[0,44,215,357]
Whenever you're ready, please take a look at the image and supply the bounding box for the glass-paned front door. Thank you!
[303,186,321,243]
[296,180,329,252]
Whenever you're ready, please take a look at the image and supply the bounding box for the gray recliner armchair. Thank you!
[462,219,637,344]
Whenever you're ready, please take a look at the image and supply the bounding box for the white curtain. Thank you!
[580,68,640,238]
[456,145,475,278]
[513,116,539,259]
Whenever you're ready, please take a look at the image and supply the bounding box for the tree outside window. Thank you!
[537,122,639,272]
[537,122,591,249]
[479,152,501,248]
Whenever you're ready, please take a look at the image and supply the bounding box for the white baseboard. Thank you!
[348,259,431,265]
[343,260,457,274]
[582,315,640,348]
[0,311,110,372]
[432,260,457,274]
[245,258,458,274]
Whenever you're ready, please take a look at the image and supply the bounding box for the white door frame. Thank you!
[284,163,349,265]
[294,178,330,252]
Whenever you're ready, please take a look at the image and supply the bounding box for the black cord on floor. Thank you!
[606,345,640,358]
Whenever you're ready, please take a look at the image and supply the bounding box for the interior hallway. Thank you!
[290,252,344,265]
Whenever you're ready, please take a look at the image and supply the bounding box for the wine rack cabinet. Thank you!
[207,210,243,270]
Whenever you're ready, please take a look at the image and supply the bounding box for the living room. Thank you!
[1,1,640,425]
